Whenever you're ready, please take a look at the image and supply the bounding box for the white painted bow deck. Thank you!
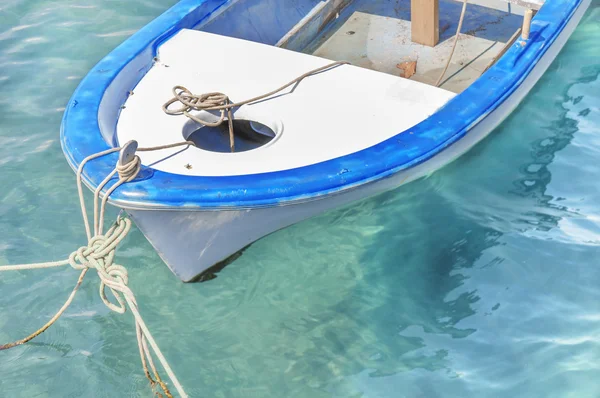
[117,29,455,177]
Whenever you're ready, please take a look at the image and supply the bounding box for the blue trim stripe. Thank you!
[61,0,584,209]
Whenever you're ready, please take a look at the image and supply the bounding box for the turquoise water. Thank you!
[1,1,600,396]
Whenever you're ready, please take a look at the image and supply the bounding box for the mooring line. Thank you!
[0,141,195,398]
[1,61,352,397]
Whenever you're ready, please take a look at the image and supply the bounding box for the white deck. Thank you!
[117,29,455,176]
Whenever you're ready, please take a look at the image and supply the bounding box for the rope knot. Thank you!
[0,61,349,398]
[116,154,141,182]
[163,86,236,152]
[68,217,133,314]
[163,86,230,115]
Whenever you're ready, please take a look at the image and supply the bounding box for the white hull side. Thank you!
[128,1,588,282]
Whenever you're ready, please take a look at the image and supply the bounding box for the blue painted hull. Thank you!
[61,0,587,210]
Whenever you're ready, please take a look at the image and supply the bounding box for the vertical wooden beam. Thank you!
[411,0,439,47]
[521,8,534,40]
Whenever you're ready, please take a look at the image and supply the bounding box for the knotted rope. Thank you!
[1,60,351,397]
[162,61,350,153]
[0,141,194,398]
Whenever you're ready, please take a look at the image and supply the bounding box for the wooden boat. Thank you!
[61,0,590,282]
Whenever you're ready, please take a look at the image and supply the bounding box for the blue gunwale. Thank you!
[60,0,584,210]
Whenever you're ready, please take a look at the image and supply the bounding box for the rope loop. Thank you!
[98,263,130,314]
[164,85,235,151]
[116,154,141,182]
[162,60,350,154]
[163,86,228,112]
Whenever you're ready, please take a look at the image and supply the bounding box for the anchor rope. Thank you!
[162,60,350,153]
[0,141,195,398]
[0,60,351,397]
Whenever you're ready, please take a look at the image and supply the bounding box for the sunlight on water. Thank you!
[1,1,600,397]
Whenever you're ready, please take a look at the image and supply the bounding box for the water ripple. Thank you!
[0,1,599,397]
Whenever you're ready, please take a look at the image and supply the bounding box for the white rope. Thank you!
[0,259,69,271]
[1,61,350,396]
[0,141,195,398]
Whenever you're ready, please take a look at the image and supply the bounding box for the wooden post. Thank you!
[522,9,533,40]
[411,0,439,47]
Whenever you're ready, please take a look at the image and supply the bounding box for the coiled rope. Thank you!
[0,141,194,398]
[162,60,350,153]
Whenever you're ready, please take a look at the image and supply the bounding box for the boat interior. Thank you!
[199,0,542,92]
[117,0,545,176]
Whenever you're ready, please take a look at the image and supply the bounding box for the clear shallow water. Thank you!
[0,1,599,396]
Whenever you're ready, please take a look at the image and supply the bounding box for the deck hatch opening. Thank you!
[186,119,277,153]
